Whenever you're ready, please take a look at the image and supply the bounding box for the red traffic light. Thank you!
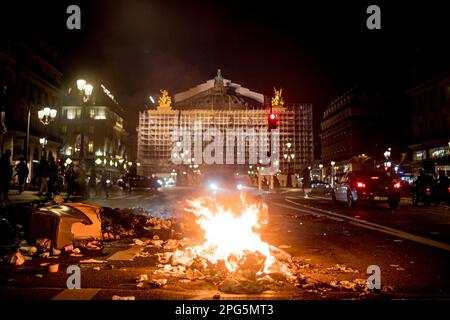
[268,112,278,131]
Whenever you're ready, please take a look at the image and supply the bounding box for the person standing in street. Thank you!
[15,157,29,194]
[0,149,13,203]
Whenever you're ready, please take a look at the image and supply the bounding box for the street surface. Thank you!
[1,186,450,300]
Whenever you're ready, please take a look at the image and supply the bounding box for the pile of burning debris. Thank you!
[144,240,384,296]
[1,201,393,297]
[125,197,386,297]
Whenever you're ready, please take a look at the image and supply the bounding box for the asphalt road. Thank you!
[1,186,449,300]
[262,190,450,298]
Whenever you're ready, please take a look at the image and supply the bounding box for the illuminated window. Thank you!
[413,150,426,161]
[90,108,95,118]
[67,109,76,119]
[76,108,82,119]
[430,146,450,159]
[95,108,106,119]
[88,141,94,153]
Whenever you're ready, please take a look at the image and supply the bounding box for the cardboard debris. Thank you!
[70,253,84,257]
[328,264,359,273]
[19,246,37,256]
[9,252,25,266]
[186,268,205,280]
[36,238,52,252]
[149,278,167,288]
[79,259,107,264]
[133,239,145,246]
[112,295,135,300]
[169,250,193,267]
[136,274,148,282]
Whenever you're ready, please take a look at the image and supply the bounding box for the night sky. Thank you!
[2,0,449,131]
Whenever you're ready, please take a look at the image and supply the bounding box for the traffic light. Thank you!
[268,112,278,131]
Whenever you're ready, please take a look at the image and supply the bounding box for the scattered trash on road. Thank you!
[112,295,135,300]
[79,259,107,264]
[8,251,25,266]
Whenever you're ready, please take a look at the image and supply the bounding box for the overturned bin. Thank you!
[28,203,102,249]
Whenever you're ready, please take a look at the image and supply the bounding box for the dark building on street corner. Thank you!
[407,70,450,175]
[320,84,407,182]
[0,36,63,183]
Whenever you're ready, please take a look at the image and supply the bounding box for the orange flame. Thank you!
[185,196,274,272]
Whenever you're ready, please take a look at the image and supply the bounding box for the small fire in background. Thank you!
[185,195,274,273]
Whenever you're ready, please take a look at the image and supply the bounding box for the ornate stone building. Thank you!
[60,82,129,178]
[137,70,313,180]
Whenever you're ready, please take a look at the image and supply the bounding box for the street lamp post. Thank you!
[330,161,336,186]
[37,106,57,159]
[76,79,93,167]
[319,164,323,181]
[384,147,392,169]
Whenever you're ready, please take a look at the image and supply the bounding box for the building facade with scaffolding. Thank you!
[137,70,314,184]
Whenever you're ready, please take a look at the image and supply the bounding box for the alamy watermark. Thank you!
[170,121,280,170]
[367,265,381,289]
[66,265,81,289]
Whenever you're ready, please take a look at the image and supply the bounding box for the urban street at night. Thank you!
[0,0,450,315]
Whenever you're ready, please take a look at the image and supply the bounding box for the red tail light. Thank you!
[394,182,401,189]
[426,187,431,192]
[356,181,366,188]
[448,187,450,193]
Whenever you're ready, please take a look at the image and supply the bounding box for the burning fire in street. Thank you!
[185,196,274,273]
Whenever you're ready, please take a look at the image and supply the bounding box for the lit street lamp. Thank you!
[36,106,57,160]
[384,147,391,160]
[39,137,47,157]
[37,106,57,125]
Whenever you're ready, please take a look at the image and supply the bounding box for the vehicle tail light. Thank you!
[394,182,401,189]
[356,181,366,188]
[426,187,431,192]
[448,187,450,193]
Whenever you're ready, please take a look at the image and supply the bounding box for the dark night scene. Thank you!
[0,0,450,311]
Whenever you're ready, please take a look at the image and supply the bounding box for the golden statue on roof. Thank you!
[271,87,284,108]
[158,89,172,108]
